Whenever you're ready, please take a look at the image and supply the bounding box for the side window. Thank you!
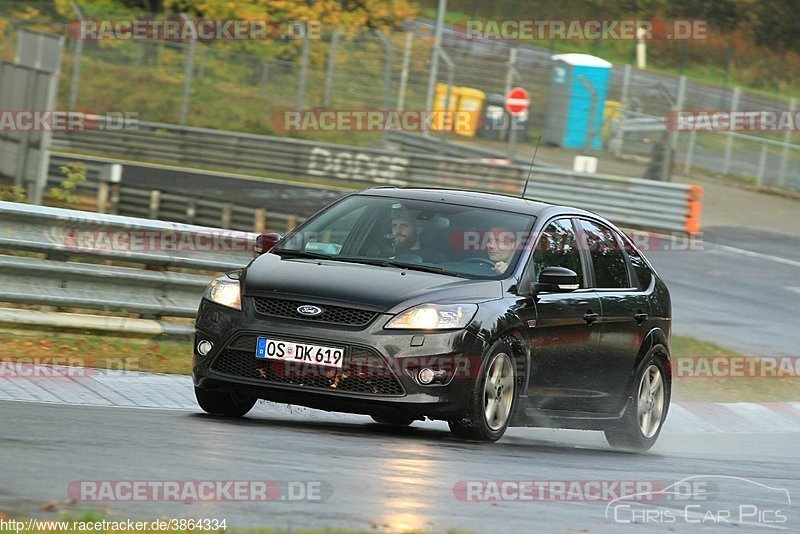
[625,243,653,290]
[532,219,585,288]
[578,219,630,289]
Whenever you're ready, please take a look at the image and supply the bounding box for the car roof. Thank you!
[357,187,598,219]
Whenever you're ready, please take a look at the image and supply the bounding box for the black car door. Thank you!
[576,218,652,415]
[523,218,603,413]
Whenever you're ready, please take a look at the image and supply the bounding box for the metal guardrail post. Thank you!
[322,29,339,108]
[96,163,121,214]
[221,203,232,229]
[722,86,740,176]
[778,97,796,187]
[149,191,161,219]
[254,209,266,233]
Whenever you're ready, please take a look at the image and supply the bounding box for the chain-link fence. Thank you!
[1,2,799,190]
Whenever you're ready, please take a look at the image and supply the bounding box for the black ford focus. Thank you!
[193,188,671,451]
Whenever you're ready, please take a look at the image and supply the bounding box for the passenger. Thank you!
[486,228,517,274]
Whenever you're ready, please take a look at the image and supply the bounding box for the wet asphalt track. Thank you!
[1,400,798,532]
[3,181,799,531]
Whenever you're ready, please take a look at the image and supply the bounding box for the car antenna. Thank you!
[520,135,542,199]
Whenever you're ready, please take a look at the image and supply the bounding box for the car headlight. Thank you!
[203,275,241,310]
[385,304,477,330]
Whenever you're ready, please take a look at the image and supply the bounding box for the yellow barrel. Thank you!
[454,87,486,137]
[432,83,461,132]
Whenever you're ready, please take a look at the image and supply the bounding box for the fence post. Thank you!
[259,60,269,92]
[683,128,697,173]
[668,75,686,180]
[611,64,632,157]
[286,214,297,233]
[322,29,339,108]
[505,47,520,158]
[296,33,311,112]
[778,97,796,187]
[721,86,740,175]
[396,32,413,112]
[437,49,455,155]
[68,2,84,110]
[375,30,393,112]
[424,0,447,125]
[756,145,768,188]
[179,14,197,125]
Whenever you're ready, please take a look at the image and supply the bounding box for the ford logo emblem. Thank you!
[297,305,323,316]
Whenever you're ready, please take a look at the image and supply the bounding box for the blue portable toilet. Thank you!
[544,53,612,150]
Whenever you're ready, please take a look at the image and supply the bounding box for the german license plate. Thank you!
[256,337,344,369]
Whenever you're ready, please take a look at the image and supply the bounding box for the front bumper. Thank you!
[192,298,487,420]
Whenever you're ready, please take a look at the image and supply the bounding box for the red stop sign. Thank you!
[505,87,529,116]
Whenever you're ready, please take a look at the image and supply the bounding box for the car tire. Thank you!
[195,386,257,418]
[370,415,415,427]
[604,348,670,452]
[448,340,518,442]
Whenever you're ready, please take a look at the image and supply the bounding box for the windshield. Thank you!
[274,195,536,279]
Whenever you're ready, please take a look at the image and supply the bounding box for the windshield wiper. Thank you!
[272,249,334,260]
[337,257,465,277]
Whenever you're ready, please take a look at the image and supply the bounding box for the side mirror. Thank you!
[254,232,282,255]
[532,266,580,294]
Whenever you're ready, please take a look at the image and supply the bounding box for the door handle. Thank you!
[583,311,599,325]
[634,312,648,325]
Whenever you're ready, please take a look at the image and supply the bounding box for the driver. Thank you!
[486,228,517,274]
[391,209,423,256]
[390,208,444,262]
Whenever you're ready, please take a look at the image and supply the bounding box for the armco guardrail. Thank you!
[52,118,702,234]
[45,154,299,233]
[0,201,256,334]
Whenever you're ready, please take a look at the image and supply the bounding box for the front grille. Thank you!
[210,335,405,396]
[251,297,378,327]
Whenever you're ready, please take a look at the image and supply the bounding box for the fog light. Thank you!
[418,368,435,385]
[197,340,213,356]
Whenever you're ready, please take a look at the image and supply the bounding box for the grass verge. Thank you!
[0,332,795,402]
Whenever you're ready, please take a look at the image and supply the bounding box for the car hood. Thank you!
[243,254,503,314]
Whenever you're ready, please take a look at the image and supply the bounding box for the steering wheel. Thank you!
[463,257,497,269]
